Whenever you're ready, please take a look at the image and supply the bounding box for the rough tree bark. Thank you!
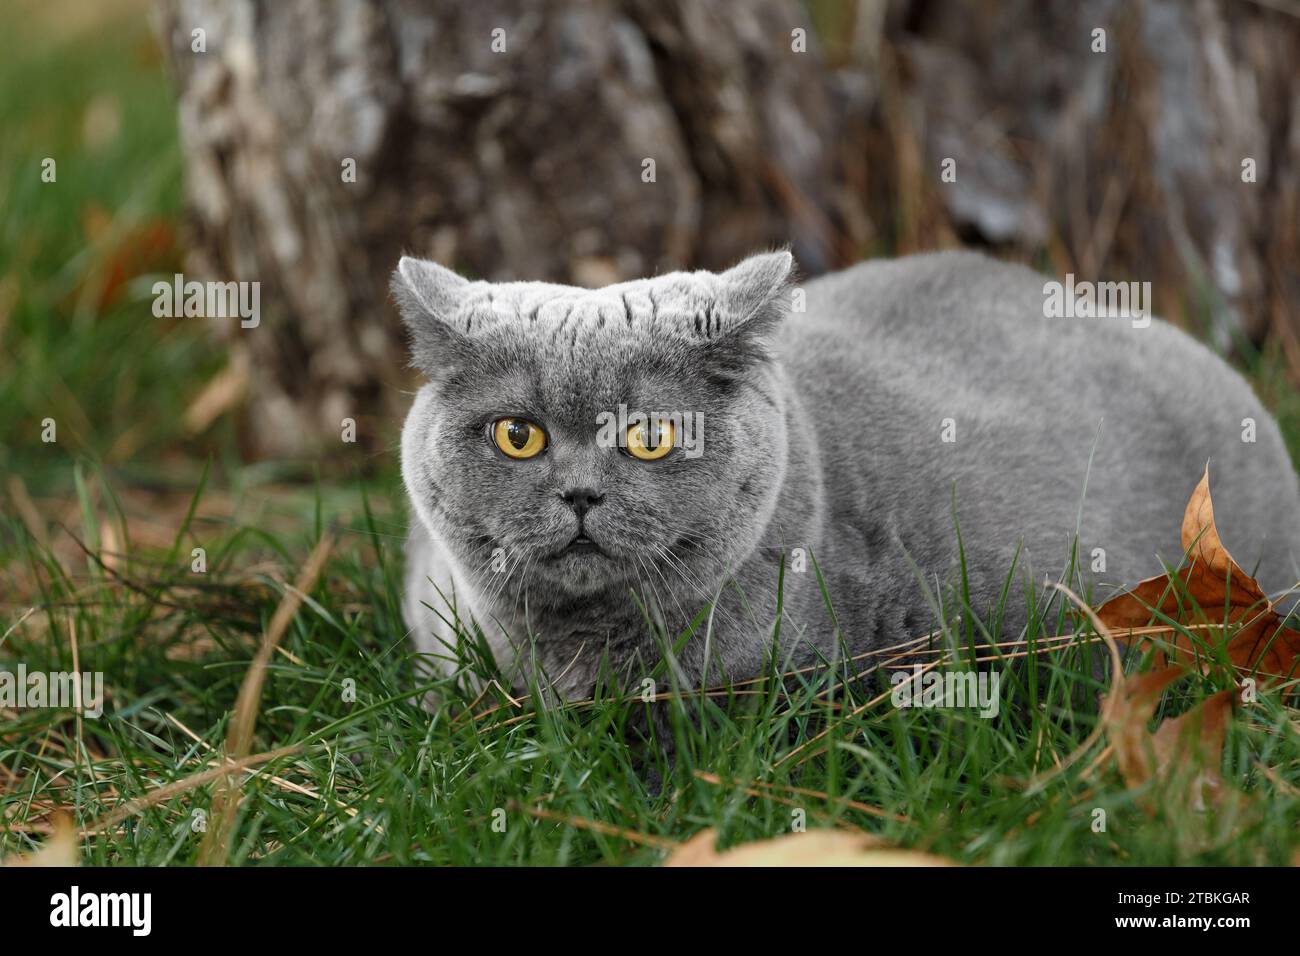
[155,0,873,458]
[890,0,1300,351]
[157,0,1300,460]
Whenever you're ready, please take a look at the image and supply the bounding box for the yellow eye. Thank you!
[626,418,675,461]
[493,418,547,459]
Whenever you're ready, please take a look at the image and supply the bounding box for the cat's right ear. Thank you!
[391,256,472,375]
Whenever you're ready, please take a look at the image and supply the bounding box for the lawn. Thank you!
[2,3,1299,867]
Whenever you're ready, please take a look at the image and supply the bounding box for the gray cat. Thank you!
[395,250,1300,700]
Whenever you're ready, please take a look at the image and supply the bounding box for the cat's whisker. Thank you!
[497,550,531,607]
[479,547,524,613]
[660,542,740,616]
[632,553,667,628]
[655,542,748,646]
[465,543,506,581]
[652,543,741,635]
[645,544,697,637]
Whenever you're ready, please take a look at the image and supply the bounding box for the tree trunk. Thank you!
[155,0,874,458]
[883,0,1300,351]
[157,0,1300,461]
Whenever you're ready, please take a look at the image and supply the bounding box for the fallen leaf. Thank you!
[183,353,251,434]
[1150,687,1238,812]
[1095,466,1300,681]
[77,211,179,311]
[664,829,955,867]
[1105,665,1187,792]
[1103,664,1241,813]
[82,93,122,151]
[1,812,78,867]
[99,517,122,574]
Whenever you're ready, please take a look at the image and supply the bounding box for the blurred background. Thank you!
[7,0,1300,868]
[3,0,1299,494]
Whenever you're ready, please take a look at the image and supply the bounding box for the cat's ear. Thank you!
[703,250,795,375]
[391,256,472,375]
[718,249,795,337]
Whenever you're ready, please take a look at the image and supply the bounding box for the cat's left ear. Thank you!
[718,249,795,337]
[704,250,795,371]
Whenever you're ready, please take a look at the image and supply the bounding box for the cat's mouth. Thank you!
[555,533,605,557]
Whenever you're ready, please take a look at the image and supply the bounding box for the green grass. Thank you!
[3,3,1300,867]
[0,3,219,491]
[3,466,1299,866]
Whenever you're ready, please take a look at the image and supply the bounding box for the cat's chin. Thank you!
[533,548,629,595]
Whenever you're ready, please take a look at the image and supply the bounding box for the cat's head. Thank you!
[393,250,794,611]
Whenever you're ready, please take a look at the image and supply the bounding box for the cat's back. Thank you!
[786,250,1258,428]
[793,250,1163,373]
[778,251,1300,597]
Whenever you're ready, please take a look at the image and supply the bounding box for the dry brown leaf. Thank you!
[1102,662,1244,816]
[664,828,956,867]
[1095,466,1300,681]
[1151,688,1238,812]
[183,354,250,434]
[98,517,122,574]
[1105,666,1187,791]
[76,211,178,311]
[1,811,78,867]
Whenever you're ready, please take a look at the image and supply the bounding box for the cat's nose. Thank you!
[560,487,606,518]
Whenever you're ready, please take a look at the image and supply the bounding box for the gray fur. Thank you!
[396,250,1300,699]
